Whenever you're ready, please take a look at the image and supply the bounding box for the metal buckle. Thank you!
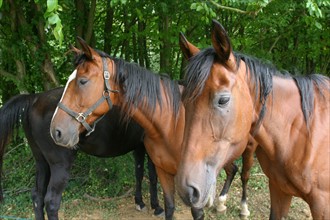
[76,113,86,122]
[104,70,110,80]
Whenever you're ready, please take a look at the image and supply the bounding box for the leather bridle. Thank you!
[57,57,118,136]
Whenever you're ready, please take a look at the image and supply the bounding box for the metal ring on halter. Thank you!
[103,90,110,98]
[75,113,86,122]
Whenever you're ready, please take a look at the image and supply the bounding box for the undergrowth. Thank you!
[0,135,136,219]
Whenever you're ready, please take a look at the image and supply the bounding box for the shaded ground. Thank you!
[1,159,312,220]
[55,163,311,220]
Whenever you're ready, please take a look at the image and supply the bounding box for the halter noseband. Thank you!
[58,57,118,136]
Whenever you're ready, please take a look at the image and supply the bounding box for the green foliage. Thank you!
[1,135,138,217]
[191,2,217,24]
[110,0,128,7]
[44,0,64,44]
[306,0,323,18]
[1,0,328,100]
[0,1,329,216]
[0,128,34,218]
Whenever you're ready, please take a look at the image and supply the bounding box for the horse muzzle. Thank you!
[50,120,80,148]
[176,162,217,209]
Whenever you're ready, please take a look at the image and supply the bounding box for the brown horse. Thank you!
[176,19,330,219]
[49,38,256,219]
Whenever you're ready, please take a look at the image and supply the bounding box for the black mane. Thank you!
[183,47,330,129]
[74,50,181,122]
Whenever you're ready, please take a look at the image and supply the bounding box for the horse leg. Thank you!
[156,167,175,220]
[31,155,50,220]
[216,162,238,213]
[44,152,76,220]
[308,191,330,219]
[146,154,164,216]
[269,181,292,220]
[239,142,256,219]
[157,166,203,220]
[27,140,51,220]
[133,146,147,211]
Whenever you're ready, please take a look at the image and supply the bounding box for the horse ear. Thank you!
[70,45,81,55]
[76,36,94,60]
[211,19,232,62]
[179,32,200,59]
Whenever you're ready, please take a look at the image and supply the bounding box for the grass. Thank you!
[0,139,311,219]
[0,138,136,219]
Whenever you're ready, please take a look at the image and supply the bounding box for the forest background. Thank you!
[0,0,329,218]
[0,0,329,99]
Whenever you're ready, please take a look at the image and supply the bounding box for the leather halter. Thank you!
[58,57,118,136]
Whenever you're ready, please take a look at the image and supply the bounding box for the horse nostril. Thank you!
[187,185,200,205]
[55,128,62,140]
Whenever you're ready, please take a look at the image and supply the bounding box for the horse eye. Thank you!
[78,78,88,86]
[218,95,230,107]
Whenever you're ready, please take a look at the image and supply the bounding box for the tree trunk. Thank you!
[104,1,114,53]
[159,14,171,74]
[34,3,59,89]
[85,0,96,45]
[75,0,85,44]
[132,31,138,63]
[8,0,27,93]
[137,20,146,67]
[122,16,130,60]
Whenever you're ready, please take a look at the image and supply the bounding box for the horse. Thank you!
[175,19,330,219]
[49,37,257,219]
[0,87,165,220]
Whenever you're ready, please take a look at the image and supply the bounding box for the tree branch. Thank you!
[0,69,16,81]
[209,0,250,14]
[209,0,274,16]
[268,35,281,54]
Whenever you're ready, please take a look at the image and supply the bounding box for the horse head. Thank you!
[50,38,119,148]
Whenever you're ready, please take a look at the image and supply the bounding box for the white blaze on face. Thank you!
[51,69,77,124]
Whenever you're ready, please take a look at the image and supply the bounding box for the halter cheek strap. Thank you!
[58,57,118,136]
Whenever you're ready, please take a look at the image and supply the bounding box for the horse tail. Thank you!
[0,93,37,202]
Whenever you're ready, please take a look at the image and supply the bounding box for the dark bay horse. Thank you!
[176,19,330,219]
[49,38,257,219]
[0,87,164,220]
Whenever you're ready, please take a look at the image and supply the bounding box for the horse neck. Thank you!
[133,103,184,140]
[252,76,309,159]
[117,81,184,145]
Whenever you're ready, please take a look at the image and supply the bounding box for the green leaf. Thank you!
[48,13,60,25]
[181,27,186,33]
[196,5,203,11]
[54,22,63,45]
[315,21,322,29]
[210,10,217,18]
[47,0,58,12]
[0,0,2,8]
[136,8,143,20]
[44,11,52,19]
[57,5,63,11]
[190,3,197,10]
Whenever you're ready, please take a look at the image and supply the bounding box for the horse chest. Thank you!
[143,138,178,175]
[256,147,311,197]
